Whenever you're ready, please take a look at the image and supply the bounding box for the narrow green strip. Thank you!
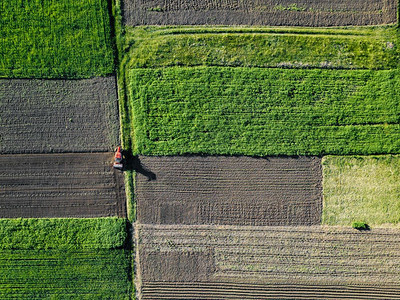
[125,26,400,70]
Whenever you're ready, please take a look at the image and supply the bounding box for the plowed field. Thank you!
[0,77,119,154]
[141,282,400,300]
[136,156,322,225]
[137,224,400,299]
[0,153,126,218]
[124,0,397,26]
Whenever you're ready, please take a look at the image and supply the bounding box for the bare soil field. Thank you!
[140,282,400,300]
[0,153,126,218]
[0,77,119,154]
[136,156,322,226]
[137,224,400,299]
[124,0,397,26]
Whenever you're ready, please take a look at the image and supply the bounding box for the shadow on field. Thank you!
[122,151,156,181]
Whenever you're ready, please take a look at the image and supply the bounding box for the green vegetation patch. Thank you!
[0,0,114,78]
[323,155,400,226]
[124,26,400,70]
[0,218,131,298]
[129,67,400,156]
[0,249,130,299]
[0,218,127,250]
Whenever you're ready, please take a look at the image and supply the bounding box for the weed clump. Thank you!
[352,221,370,231]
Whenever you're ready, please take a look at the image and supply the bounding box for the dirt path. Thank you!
[124,0,397,26]
[136,156,322,226]
[0,153,125,217]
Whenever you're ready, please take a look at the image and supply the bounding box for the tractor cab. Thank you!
[113,146,124,170]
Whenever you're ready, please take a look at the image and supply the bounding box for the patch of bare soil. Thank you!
[0,153,126,217]
[136,156,322,226]
[137,224,400,300]
[124,0,397,26]
[0,77,119,154]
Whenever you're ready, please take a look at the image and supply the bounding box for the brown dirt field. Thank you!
[0,153,126,218]
[123,0,397,26]
[141,282,400,300]
[0,77,120,154]
[136,156,322,226]
[137,224,400,299]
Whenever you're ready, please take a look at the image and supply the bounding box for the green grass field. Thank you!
[322,155,400,226]
[0,0,114,78]
[0,218,131,299]
[123,26,400,70]
[129,67,400,156]
[0,218,126,249]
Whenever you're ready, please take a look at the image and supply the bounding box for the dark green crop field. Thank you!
[0,249,130,299]
[0,218,131,299]
[0,0,114,78]
[124,26,400,70]
[130,67,400,156]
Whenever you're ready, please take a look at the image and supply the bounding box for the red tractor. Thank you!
[113,146,124,170]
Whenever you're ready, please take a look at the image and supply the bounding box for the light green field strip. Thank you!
[0,218,131,299]
[129,67,400,156]
[123,26,400,70]
[322,155,400,226]
[0,0,114,78]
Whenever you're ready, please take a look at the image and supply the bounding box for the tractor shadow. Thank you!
[121,151,156,181]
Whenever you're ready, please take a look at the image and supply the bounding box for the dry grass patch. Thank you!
[322,155,400,226]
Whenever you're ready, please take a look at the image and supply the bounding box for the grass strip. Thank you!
[124,26,400,70]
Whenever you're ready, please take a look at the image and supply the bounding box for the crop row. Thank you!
[140,281,400,300]
[0,218,130,298]
[0,249,130,299]
[130,67,400,156]
[124,26,400,70]
[0,0,114,78]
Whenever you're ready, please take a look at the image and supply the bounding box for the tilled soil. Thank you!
[124,0,397,26]
[137,224,400,299]
[0,77,119,154]
[0,153,126,218]
[141,282,400,300]
[136,156,322,226]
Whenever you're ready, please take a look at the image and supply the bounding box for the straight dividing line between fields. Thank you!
[110,0,136,298]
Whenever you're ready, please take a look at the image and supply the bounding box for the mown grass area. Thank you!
[123,26,400,70]
[0,0,114,78]
[0,218,131,299]
[322,155,400,226]
[129,67,400,156]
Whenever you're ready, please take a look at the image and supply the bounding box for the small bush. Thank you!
[352,221,370,231]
